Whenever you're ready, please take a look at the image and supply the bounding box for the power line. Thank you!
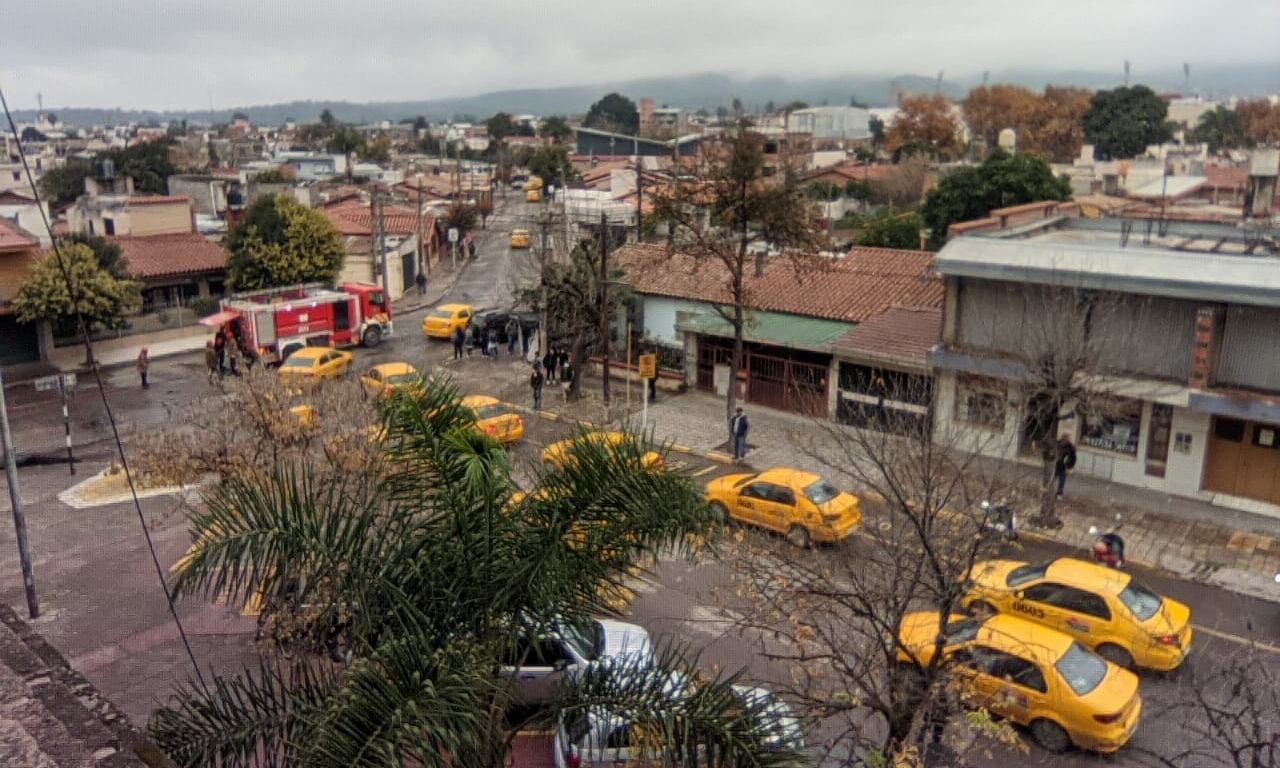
[0,85,207,689]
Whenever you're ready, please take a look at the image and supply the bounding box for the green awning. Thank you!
[676,309,852,353]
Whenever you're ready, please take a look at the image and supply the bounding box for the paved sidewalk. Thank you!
[536,386,1280,603]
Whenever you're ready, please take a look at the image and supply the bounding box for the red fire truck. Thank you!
[206,282,391,364]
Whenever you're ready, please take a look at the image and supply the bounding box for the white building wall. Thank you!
[932,369,1022,460]
[640,296,710,347]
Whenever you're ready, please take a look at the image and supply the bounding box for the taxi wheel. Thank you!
[968,600,996,619]
[1095,643,1133,670]
[710,501,730,526]
[786,525,811,549]
[1029,719,1071,753]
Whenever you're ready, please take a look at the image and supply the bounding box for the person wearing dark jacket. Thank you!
[542,349,557,383]
[1053,435,1077,499]
[729,407,749,461]
[530,364,544,410]
[451,325,465,360]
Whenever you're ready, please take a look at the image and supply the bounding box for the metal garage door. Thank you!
[0,316,39,366]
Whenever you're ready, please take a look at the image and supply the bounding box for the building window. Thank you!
[1213,418,1246,443]
[1174,432,1193,454]
[1081,398,1142,455]
[1252,424,1280,450]
[955,376,1006,430]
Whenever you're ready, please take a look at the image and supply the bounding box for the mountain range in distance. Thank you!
[13,64,1279,128]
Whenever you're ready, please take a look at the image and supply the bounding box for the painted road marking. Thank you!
[691,465,719,478]
[1193,624,1280,655]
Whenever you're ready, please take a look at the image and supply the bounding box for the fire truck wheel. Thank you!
[362,326,383,347]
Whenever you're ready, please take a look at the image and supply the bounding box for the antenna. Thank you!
[1124,60,1131,86]
[36,92,43,113]
[1183,62,1191,95]
[935,71,944,94]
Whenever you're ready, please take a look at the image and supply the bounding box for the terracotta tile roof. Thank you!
[803,163,895,184]
[831,306,942,367]
[127,194,191,207]
[109,233,226,280]
[0,189,37,205]
[617,244,941,323]
[0,218,38,252]
[321,199,434,237]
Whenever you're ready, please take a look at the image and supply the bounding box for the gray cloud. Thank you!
[3,0,1278,109]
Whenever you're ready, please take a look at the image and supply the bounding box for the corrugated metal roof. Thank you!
[676,309,852,353]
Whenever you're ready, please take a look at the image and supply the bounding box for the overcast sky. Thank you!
[4,0,1279,110]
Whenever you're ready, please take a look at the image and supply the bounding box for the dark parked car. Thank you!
[471,311,539,348]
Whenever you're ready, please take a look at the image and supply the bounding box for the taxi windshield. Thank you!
[1118,581,1162,621]
[1055,642,1107,696]
[804,480,840,505]
[281,355,315,368]
[1006,563,1048,588]
[430,309,455,319]
[385,373,420,386]
[474,404,511,419]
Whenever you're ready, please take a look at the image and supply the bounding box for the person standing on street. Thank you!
[465,323,476,357]
[451,325,465,360]
[204,340,220,383]
[505,317,519,355]
[136,347,151,389]
[561,359,575,401]
[415,271,428,296]
[530,363,544,410]
[486,328,498,360]
[542,349,557,383]
[557,347,569,382]
[729,407,750,462]
[1053,435,1077,499]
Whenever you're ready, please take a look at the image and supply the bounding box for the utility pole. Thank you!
[416,172,427,278]
[0,367,38,619]
[599,210,610,405]
[372,188,392,333]
[538,212,552,360]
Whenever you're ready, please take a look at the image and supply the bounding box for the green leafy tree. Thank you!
[319,108,336,129]
[782,100,809,114]
[844,178,873,201]
[105,139,177,194]
[14,243,141,331]
[539,115,573,143]
[21,127,47,142]
[807,181,842,202]
[1189,105,1245,154]
[38,160,93,206]
[921,149,1071,249]
[143,377,796,768]
[484,112,514,141]
[584,92,639,134]
[442,202,478,235]
[248,168,292,184]
[412,115,429,132]
[715,105,729,122]
[527,143,574,189]
[60,233,128,279]
[326,126,364,181]
[226,195,345,290]
[1081,85,1172,160]
[868,115,886,148]
[855,210,924,250]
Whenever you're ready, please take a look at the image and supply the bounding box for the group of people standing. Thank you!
[529,347,575,410]
[450,318,524,361]
[203,327,251,382]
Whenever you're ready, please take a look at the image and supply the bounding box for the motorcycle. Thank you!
[1088,525,1126,569]
[980,499,1018,541]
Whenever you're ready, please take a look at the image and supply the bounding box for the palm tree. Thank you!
[148,379,803,767]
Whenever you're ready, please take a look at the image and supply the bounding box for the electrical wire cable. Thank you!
[0,85,207,689]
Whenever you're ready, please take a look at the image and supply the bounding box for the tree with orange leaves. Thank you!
[1237,99,1280,147]
[961,85,1092,163]
[885,94,963,160]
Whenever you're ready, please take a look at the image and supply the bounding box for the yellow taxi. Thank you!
[421,303,474,339]
[540,431,662,471]
[897,611,1141,754]
[360,362,422,398]
[962,557,1192,672]
[703,467,861,548]
[277,347,353,380]
[462,395,525,444]
[509,228,531,249]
